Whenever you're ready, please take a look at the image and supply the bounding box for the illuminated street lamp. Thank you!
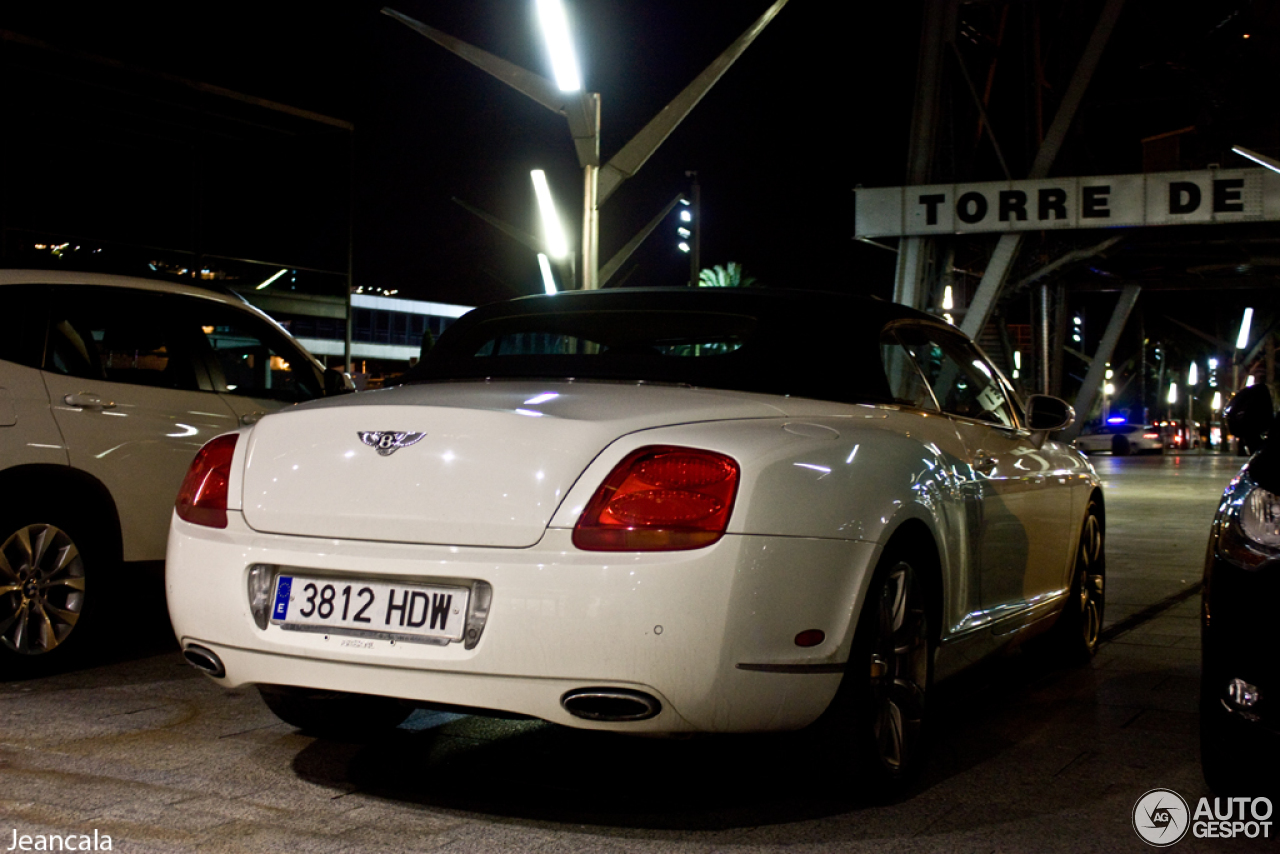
[531,170,569,259]
[1232,145,1280,175]
[256,268,290,291]
[529,0,601,289]
[536,254,558,295]
[1237,308,1254,351]
[535,0,582,93]
[677,201,692,253]
[531,169,571,292]
[1233,307,1254,390]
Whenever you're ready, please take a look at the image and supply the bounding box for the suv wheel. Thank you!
[0,516,92,669]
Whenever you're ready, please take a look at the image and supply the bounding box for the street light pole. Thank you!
[582,120,600,290]
[534,0,600,289]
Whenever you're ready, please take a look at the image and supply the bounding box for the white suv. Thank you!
[0,270,347,672]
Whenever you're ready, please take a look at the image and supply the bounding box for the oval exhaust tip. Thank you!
[183,644,226,678]
[561,687,661,722]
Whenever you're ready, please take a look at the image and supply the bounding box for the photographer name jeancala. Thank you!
[7,830,112,850]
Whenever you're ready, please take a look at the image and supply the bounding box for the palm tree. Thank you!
[698,262,757,288]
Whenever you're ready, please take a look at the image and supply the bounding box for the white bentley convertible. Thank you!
[167,287,1103,792]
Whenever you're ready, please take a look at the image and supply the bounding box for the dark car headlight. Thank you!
[1218,471,1280,569]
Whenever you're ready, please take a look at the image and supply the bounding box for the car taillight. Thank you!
[176,434,239,529]
[573,446,740,551]
[1143,432,1160,440]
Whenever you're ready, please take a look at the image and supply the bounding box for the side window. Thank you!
[0,285,47,369]
[189,303,322,403]
[45,289,198,390]
[880,333,938,411]
[894,327,1019,428]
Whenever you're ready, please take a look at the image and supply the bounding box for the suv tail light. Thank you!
[573,446,739,551]
[176,434,239,529]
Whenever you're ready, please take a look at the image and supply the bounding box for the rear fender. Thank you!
[550,408,963,546]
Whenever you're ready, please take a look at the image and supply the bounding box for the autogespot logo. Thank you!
[1132,788,1275,844]
[1133,788,1191,847]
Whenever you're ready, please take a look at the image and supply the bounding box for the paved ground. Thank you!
[1,452,1270,853]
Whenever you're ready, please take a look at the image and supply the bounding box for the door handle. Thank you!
[63,393,116,411]
[973,451,997,475]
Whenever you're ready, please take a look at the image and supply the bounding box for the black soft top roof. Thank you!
[404,288,941,406]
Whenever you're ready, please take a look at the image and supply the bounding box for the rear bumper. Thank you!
[167,512,876,733]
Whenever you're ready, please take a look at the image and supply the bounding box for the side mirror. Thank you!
[1025,394,1075,432]
[1226,384,1274,454]
[324,367,356,395]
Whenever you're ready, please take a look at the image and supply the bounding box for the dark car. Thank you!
[1200,383,1280,795]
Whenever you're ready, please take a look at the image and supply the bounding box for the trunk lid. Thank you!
[240,380,784,547]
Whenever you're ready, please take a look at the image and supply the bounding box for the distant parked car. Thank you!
[1200,384,1280,795]
[168,286,1103,795]
[0,270,351,673]
[1073,422,1164,455]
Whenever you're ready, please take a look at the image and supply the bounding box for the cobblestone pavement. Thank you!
[1,453,1270,853]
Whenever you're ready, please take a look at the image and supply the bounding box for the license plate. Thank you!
[271,575,470,644]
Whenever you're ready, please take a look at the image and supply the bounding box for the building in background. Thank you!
[243,289,471,385]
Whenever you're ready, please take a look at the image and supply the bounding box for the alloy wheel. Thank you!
[868,560,929,773]
[0,524,86,655]
[1076,512,1104,652]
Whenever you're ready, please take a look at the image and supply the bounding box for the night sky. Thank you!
[0,1,1275,320]
[0,1,917,306]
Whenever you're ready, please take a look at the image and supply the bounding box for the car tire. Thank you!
[1043,502,1105,663]
[258,685,412,739]
[0,512,96,673]
[1111,435,1131,456]
[820,547,933,799]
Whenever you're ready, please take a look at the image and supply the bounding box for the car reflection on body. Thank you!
[1200,384,1280,795]
[1073,420,1164,455]
[167,286,1104,794]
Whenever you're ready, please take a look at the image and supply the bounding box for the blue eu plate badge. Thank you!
[273,577,292,620]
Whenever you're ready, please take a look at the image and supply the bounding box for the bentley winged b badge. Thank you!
[358,431,427,456]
